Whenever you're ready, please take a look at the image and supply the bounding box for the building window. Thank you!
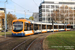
[42,9,45,12]
[42,13,45,16]
[51,5,54,8]
[44,2,54,4]
[42,18,45,20]
[39,18,42,21]
[59,2,75,4]
[2,19,4,25]
[74,7,75,9]
[42,5,45,8]
[65,22,68,24]
[35,16,37,18]
[39,14,42,17]
[56,5,59,8]
[46,5,50,8]
[48,18,50,21]
[46,9,49,12]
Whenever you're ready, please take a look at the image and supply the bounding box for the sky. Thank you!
[0,0,75,19]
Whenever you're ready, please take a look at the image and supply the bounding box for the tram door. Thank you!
[34,24,38,33]
[34,24,42,34]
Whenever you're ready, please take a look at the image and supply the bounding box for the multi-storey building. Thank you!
[39,0,75,28]
[32,12,39,21]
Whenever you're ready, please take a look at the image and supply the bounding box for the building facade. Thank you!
[32,12,39,21]
[39,0,75,28]
[0,8,5,30]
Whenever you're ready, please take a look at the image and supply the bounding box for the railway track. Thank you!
[0,32,54,50]
[12,32,53,50]
[12,33,43,50]
[12,36,38,50]
[26,33,53,50]
[0,35,33,50]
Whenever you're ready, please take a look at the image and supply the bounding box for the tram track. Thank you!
[12,34,42,50]
[26,33,52,50]
[0,36,21,46]
[0,36,34,50]
[0,32,55,50]
[26,36,40,50]
[12,32,53,50]
[12,38,31,50]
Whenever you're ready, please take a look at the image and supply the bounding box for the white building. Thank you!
[39,0,75,28]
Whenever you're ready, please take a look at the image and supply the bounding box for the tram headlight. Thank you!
[21,32,23,33]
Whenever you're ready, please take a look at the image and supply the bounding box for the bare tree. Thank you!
[52,5,74,24]
[7,12,17,30]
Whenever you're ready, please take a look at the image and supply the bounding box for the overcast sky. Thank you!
[0,0,75,18]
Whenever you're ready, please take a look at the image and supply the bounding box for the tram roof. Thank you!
[28,20,67,25]
[13,19,70,26]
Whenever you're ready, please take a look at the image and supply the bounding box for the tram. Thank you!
[12,19,71,36]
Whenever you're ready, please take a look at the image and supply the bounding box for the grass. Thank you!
[45,31,75,50]
[0,32,12,36]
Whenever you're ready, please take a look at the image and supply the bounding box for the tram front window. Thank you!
[13,22,23,32]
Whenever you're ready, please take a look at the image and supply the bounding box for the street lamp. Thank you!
[4,0,7,38]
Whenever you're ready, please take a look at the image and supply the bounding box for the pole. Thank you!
[4,0,7,38]
[14,5,16,16]
[51,13,54,33]
[24,10,26,19]
[53,19,54,33]
[66,24,67,31]
[52,18,54,33]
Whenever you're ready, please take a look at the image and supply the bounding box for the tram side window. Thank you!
[50,25,52,29]
[24,23,28,31]
[34,24,38,30]
[38,24,41,30]
[24,23,33,31]
[47,25,50,29]
[42,25,46,29]
[30,24,33,30]
[54,25,57,29]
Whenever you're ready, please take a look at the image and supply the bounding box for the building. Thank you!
[39,0,75,28]
[32,12,39,21]
[0,8,5,31]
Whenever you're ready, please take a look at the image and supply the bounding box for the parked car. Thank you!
[1,29,8,32]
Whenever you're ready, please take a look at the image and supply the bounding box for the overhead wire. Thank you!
[7,8,32,15]
[33,0,38,7]
[11,0,32,13]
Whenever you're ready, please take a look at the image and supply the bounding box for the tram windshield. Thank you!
[13,22,23,32]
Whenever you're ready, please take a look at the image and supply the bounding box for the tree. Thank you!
[7,12,17,29]
[52,5,74,24]
[29,16,34,20]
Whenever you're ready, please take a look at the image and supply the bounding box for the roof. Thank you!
[13,19,70,26]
